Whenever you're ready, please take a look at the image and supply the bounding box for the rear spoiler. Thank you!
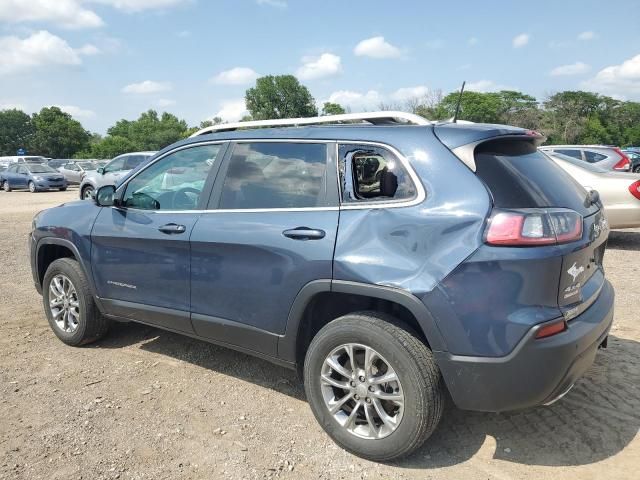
[434,124,546,171]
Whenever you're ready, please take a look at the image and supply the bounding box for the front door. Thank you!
[91,142,225,332]
[189,141,339,355]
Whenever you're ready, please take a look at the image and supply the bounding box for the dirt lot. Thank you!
[0,189,638,480]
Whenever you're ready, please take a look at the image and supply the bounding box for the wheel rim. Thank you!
[49,274,80,333]
[29,182,35,192]
[83,187,93,199]
[320,343,404,439]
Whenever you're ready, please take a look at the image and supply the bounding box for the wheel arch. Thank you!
[278,280,447,368]
[36,238,97,297]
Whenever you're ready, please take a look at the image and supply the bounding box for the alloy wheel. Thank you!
[49,274,80,333]
[320,343,404,439]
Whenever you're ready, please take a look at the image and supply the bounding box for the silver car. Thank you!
[547,152,640,228]
[58,160,99,185]
[79,151,156,199]
[540,145,631,172]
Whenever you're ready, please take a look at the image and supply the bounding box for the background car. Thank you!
[546,151,640,228]
[1,163,67,192]
[58,160,99,184]
[46,159,68,170]
[79,151,156,199]
[622,150,640,172]
[539,145,631,171]
[0,155,48,165]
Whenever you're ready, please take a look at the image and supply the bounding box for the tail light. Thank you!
[485,209,583,246]
[535,319,567,339]
[629,180,640,200]
[613,148,631,171]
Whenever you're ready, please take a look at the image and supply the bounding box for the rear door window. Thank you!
[555,149,583,160]
[475,140,597,216]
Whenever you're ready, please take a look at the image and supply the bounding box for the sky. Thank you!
[1,0,639,134]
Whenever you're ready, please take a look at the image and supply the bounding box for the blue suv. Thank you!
[30,112,614,461]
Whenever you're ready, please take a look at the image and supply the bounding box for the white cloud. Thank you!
[212,67,259,85]
[256,0,287,7]
[157,98,176,107]
[582,53,640,98]
[0,0,104,29]
[550,61,590,76]
[0,101,27,111]
[512,33,530,48]
[468,37,478,46]
[578,31,596,41]
[327,90,383,111]
[215,99,248,122]
[77,44,100,56]
[122,80,172,94]
[390,86,430,102]
[53,105,96,119]
[354,36,402,59]
[0,30,82,76]
[296,53,341,81]
[90,0,190,13]
[466,80,515,92]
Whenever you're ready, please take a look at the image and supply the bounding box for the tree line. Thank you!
[1,75,639,159]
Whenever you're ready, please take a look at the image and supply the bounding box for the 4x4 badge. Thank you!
[567,262,585,282]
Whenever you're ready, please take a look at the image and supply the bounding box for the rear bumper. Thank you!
[435,279,614,412]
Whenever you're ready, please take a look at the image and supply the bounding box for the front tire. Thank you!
[43,258,110,346]
[28,181,37,193]
[3,180,11,192]
[303,312,444,461]
[634,165,640,173]
[59,187,67,191]
[81,185,94,200]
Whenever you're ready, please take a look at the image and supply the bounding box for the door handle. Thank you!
[282,227,326,240]
[158,223,186,234]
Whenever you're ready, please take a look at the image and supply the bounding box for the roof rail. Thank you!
[189,111,430,137]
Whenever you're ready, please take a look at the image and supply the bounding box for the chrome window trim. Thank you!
[117,138,425,214]
[336,141,426,210]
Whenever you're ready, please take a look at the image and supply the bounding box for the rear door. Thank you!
[91,143,225,332]
[189,141,339,356]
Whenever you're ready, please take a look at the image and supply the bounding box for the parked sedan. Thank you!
[622,150,640,173]
[546,152,640,228]
[1,163,67,192]
[58,160,99,184]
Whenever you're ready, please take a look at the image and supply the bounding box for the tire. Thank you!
[81,185,94,200]
[303,312,444,461]
[634,166,640,173]
[42,258,111,346]
[28,181,37,193]
[3,180,11,192]
[59,187,67,191]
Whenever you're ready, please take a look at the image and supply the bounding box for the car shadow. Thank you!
[96,325,639,468]
[607,230,640,251]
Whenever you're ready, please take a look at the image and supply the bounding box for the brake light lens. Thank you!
[613,148,631,171]
[535,319,567,339]
[629,180,640,200]
[486,209,583,246]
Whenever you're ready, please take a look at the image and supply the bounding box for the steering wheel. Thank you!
[173,187,201,210]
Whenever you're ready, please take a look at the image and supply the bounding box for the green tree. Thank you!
[30,107,90,158]
[245,75,317,120]
[321,102,346,116]
[107,110,189,151]
[0,109,34,156]
[81,135,137,159]
[438,91,503,123]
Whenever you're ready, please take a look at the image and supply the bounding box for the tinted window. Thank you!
[584,150,607,162]
[124,155,147,170]
[104,157,125,173]
[339,144,416,203]
[123,145,221,211]
[555,149,582,160]
[475,140,595,216]
[219,142,327,209]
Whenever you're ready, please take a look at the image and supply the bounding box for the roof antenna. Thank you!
[452,81,466,123]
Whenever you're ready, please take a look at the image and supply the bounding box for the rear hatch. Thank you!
[469,135,608,319]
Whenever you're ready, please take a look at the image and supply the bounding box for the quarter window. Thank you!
[339,144,416,203]
[584,151,607,163]
[218,142,328,209]
[123,144,221,211]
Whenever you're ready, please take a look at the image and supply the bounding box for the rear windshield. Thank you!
[475,139,596,216]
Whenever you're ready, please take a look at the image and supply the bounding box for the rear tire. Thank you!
[28,181,37,193]
[43,258,111,346]
[59,187,67,191]
[303,312,444,461]
[634,166,640,173]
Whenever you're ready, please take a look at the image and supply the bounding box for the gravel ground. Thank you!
[1,190,639,480]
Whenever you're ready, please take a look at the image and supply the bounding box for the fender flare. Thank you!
[277,279,447,363]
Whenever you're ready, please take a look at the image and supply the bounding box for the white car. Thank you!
[79,152,156,200]
[547,152,640,229]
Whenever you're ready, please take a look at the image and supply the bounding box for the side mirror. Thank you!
[95,185,117,207]
[97,167,105,175]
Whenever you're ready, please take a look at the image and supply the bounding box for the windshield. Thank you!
[78,161,98,170]
[547,152,609,173]
[28,164,57,173]
[24,157,46,163]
